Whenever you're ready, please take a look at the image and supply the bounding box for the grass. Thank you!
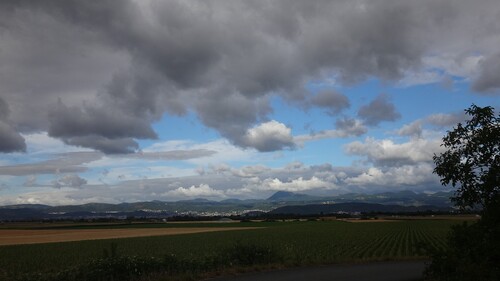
[0,219,458,280]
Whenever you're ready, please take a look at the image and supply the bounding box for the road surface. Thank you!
[207,261,427,281]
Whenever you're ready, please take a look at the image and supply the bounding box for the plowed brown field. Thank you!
[0,227,260,246]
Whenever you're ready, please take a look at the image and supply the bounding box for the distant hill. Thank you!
[0,204,50,210]
[267,191,319,201]
[0,190,455,221]
[269,202,452,215]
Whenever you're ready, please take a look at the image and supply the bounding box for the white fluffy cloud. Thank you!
[163,184,225,199]
[261,176,337,192]
[242,120,295,152]
[345,137,444,167]
[344,164,437,189]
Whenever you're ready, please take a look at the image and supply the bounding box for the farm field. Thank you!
[0,219,461,281]
[0,227,261,246]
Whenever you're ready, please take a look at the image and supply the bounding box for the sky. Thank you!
[0,0,499,206]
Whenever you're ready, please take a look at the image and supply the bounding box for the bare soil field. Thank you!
[339,219,398,223]
[0,227,260,246]
[383,215,480,221]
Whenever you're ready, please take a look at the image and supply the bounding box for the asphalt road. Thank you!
[207,261,427,281]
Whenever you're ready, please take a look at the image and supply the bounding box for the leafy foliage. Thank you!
[427,105,500,281]
[425,221,499,281]
[433,104,500,210]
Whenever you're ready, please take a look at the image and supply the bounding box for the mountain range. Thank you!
[0,190,455,221]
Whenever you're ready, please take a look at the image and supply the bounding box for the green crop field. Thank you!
[0,219,460,281]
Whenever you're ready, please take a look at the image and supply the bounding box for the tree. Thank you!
[426,104,500,281]
[433,104,500,214]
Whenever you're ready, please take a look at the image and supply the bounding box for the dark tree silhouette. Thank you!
[426,104,499,281]
[433,104,500,212]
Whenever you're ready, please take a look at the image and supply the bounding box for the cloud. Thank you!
[163,184,225,199]
[230,165,269,178]
[260,176,337,192]
[61,136,139,154]
[344,163,437,189]
[241,120,295,152]
[145,139,256,166]
[394,111,466,138]
[335,117,368,137]
[425,112,466,128]
[0,97,9,122]
[23,175,38,187]
[472,53,500,93]
[422,54,483,80]
[195,93,273,147]
[358,94,401,126]
[48,100,158,153]
[345,137,443,167]
[23,132,90,154]
[0,152,101,176]
[397,121,423,138]
[2,0,500,153]
[0,97,26,152]
[310,90,350,115]
[0,159,446,205]
[53,174,87,189]
[295,118,367,145]
[132,149,216,161]
[0,121,26,153]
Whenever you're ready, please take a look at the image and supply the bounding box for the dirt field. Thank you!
[339,219,398,223]
[0,227,260,246]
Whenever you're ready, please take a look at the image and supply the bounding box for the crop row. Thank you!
[0,219,458,280]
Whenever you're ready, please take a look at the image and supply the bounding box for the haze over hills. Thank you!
[0,190,455,221]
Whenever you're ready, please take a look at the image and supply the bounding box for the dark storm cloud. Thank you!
[1,0,500,153]
[358,94,401,126]
[0,122,26,152]
[0,97,26,152]
[47,99,157,154]
[48,100,157,140]
[0,97,9,121]
[62,136,139,154]
[195,93,272,146]
[472,53,500,93]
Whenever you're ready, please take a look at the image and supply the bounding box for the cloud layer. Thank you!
[1,0,500,153]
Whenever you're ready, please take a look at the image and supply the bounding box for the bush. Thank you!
[425,220,500,281]
[8,241,284,281]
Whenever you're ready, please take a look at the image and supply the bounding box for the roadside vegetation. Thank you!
[426,105,499,281]
[0,219,459,281]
